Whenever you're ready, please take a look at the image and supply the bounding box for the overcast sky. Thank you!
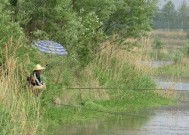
[158,0,189,9]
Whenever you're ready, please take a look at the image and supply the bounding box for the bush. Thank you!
[172,51,183,64]
[153,37,164,49]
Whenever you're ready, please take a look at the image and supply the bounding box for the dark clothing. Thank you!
[28,72,43,86]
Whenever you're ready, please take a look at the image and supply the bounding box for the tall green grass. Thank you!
[0,40,46,135]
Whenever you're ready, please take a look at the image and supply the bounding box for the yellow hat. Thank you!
[33,64,45,71]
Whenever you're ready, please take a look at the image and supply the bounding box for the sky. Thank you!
[158,0,189,9]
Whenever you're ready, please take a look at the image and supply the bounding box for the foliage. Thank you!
[172,51,183,64]
[178,1,189,30]
[0,1,174,134]
[0,13,25,46]
[153,37,164,49]
[153,0,189,29]
[105,0,156,38]
[1,0,157,67]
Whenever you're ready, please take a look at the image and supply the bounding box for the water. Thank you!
[56,103,189,135]
[141,61,174,68]
[154,76,189,91]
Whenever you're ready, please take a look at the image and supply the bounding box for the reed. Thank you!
[0,40,46,135]
[88,40,155,90]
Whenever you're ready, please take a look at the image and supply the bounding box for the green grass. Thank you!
[42,89,175,134]
[100,90,174,110]
[155,64,189,77]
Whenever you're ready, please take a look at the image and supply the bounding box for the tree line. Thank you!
[153,0,189,30]
[0,0,156,67]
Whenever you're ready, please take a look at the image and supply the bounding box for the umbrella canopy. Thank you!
[34,40,68,56]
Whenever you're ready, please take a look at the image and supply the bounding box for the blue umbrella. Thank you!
[34,40,68,56]
[33,40,68,83]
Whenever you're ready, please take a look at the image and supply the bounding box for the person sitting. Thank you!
[28,64,46,96]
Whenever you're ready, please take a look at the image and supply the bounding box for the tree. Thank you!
[0,2,24,45]
[152,7,165,29]
[104,0,156,39]
[161,1,176,30]
[71,0,116,22]
[17,0,61,38]
[1,0,157,67]
[178,0,189,30]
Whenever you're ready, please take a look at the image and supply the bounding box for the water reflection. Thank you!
[141,61,173,68]
[56,111,153,135]
[56,103,189,135]
[155,78,189,91]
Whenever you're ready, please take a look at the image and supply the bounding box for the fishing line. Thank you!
[65,87,189,91]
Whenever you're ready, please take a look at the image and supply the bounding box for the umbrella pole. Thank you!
[55,69,62,83]
[55,59,64,84]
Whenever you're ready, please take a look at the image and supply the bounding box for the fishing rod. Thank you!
[65,87,189,91]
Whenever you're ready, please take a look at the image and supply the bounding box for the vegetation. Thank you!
[0,0,178,135]
[1,0,157,67]
[0,42,46,135]
[41,43,175,134]
[153,0,189,30]
[150,30,189,77]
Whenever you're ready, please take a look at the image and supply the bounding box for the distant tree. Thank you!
[178,0,189,30]
[161,1,177,30]
[152,7,165,29]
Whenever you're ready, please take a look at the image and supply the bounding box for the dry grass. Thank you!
[97,40,153,71]
[151,30,187,37]
[145,30,188,61]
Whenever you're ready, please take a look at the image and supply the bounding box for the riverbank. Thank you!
[40,43,176,134]
[43,89,175,134]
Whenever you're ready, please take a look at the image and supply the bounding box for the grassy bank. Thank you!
[39,42,175,133]
[0,39,175,135]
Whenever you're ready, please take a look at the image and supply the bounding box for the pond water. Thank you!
[154,76,189,91]
[141,61,174,68]
[56,102,189,135]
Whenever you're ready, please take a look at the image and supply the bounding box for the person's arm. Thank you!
[34,73,43,86]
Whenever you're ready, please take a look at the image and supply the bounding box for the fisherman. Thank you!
[28,64,46,96]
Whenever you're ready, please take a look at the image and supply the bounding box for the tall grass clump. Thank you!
[0,40,46,135]
[90,41,155,90]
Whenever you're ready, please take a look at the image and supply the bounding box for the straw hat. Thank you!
[33,64,45,71]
